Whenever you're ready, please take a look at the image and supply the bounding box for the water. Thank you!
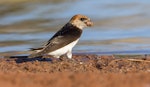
[1,0,150,54]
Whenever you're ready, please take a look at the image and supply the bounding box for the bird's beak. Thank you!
[85,20,93,27]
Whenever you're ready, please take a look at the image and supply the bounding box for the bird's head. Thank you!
[69,14,93,29]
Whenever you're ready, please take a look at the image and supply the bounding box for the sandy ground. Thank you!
[0,54,150,87]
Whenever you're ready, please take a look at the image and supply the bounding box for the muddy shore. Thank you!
[0,54,150,87]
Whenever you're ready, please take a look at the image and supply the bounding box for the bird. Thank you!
[28,14,93,59]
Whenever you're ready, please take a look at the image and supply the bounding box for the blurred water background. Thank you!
[1,0,150,54]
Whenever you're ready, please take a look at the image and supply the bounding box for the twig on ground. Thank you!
[127,59,150,63]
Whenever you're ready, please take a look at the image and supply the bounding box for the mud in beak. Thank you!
[85,20,93,27]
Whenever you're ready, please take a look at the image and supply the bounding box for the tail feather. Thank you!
[28,47,44,58]
[28,52,43,58]
[30,47,43,51]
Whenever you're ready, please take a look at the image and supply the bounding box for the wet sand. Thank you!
[0,54,150,87]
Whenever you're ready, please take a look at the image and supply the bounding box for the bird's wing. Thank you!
[29,25,70,52]
[41,27,82,53]
[28,25,82,58]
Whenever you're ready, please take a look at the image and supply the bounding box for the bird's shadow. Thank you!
[9,56,53,63]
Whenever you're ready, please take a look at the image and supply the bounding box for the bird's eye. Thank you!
[80,18,86,21]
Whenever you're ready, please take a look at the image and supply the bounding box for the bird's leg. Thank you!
[66,50,76,62]
[66,50,72,59]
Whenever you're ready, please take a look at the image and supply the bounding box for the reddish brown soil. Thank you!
[0,54,150,87]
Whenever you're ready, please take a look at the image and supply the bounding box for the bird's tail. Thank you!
[29,47,43,51]
[28,52,43,58]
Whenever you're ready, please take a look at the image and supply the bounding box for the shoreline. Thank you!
[1,50,150,57]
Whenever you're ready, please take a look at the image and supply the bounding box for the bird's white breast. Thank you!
[48,39,79,57]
